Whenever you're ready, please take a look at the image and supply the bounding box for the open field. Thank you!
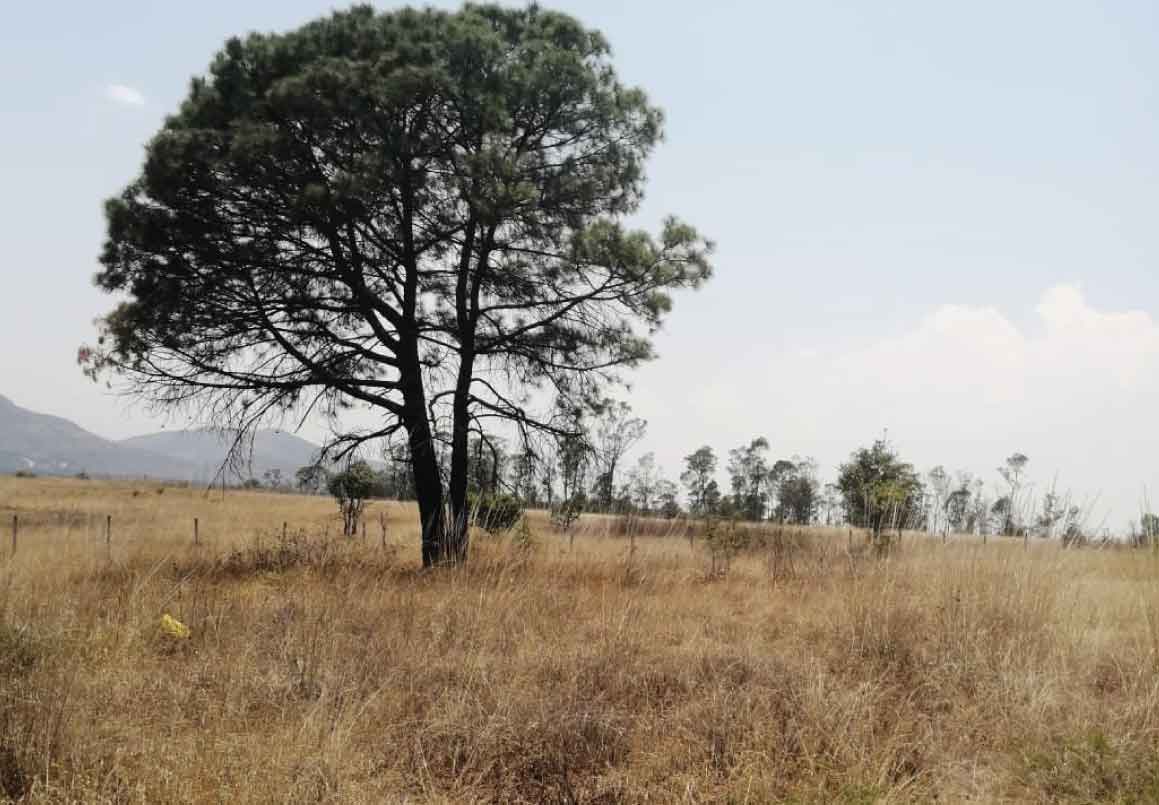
[2,477,1159,803]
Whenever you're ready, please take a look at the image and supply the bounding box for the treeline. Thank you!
[275,401,1157,545]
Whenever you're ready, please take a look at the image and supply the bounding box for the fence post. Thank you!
[194,517,199,546]
[11,514,17,557]
[105,514,112,559]
[282,521,287,541]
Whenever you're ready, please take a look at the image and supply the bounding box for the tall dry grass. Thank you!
[2,476,1159,803]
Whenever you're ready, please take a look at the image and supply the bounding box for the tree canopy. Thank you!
[836,439,923,543]
[85,4,712,565]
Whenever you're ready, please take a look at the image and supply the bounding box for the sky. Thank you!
[2,1,1158,529]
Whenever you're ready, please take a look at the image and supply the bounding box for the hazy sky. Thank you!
[3,1,1158,527]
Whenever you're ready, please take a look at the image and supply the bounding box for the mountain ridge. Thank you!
[0,394,326,482]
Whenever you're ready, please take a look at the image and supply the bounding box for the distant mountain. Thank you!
[0,394,195,478]
[121,429,324,483]
[0,394,327,483]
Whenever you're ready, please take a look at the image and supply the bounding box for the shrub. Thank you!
[470,493,523,534]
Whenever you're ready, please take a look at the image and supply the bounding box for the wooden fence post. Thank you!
[105,514,112,559]
[194,517,199,546]
[282,521,287,541]
[11,514,17,557]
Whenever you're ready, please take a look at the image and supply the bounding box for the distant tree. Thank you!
[656,480,682,519]
[591,402,646,511]
[680,446,718,516]
[926,466,951,537]
[967,477,990,536]
[295,464,329,494]
[820,483,842,526]
[836,439,923,546]
[84,4,713,566]
[466,435,506,497]
[241,478,263,490]
[727,437,770,521]
[628,452,663,514]
[998,453,1030,536]
[767,458,797,523]
[776,458,819,525]
[377,440,416,500]
[511,447,539,506]
[262,468,285,490]
[991,496,1013,536]
[702,479,723,515]
[1136,513,1159,547]
[540,444,559,510]
[328,461,377,537]
[945,478,972,533]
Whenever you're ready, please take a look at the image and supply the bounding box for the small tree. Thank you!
[998,453,1030,536]
[727,437,770,521]
[296,464,329,494]
[628,452,662,514]
[836,439,922,548]
[773,456,819,525]
[680,446,718,516]
[328,461,377,537]
[590,402,647,511]
[656,480,682,519]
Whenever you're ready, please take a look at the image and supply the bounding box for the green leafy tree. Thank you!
[727,437,770,521]
[775,457,819,525]
[680,445,718,516]
[83,5,712,566]
[836,439,923,546]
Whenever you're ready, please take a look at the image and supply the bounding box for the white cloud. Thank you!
[103,84,145,107]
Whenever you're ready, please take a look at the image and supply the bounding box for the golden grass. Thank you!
[2,475,1159,803]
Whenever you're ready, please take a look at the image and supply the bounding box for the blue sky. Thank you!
[2,1,1158,526]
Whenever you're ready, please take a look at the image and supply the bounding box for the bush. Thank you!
[470,493,523,534]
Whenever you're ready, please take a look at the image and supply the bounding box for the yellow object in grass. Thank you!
[160,614,191,640]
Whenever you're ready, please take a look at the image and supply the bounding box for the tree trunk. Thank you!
[405,413,449,567]
[445,356,473,563]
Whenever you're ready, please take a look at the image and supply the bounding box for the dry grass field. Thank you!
[2,475,1159,803]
